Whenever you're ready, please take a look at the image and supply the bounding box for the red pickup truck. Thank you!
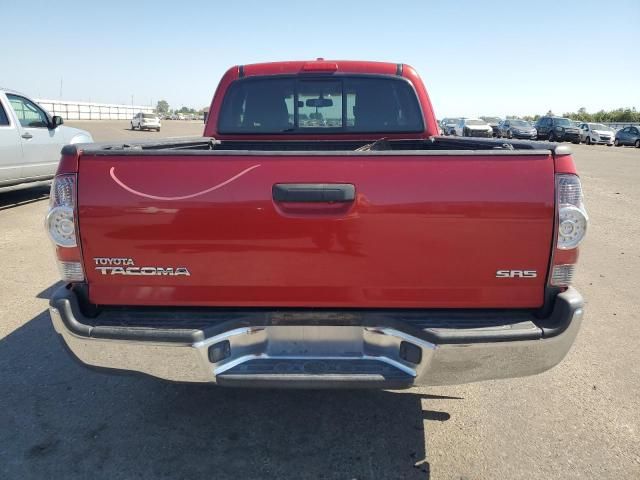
[47,60,587,388]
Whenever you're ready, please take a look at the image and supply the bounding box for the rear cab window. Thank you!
[218,75,424,134]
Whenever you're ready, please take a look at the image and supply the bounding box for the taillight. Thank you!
[557,175,588,250]
[46,174,85,282]
[46,175,77,247]
[550,174,587,287]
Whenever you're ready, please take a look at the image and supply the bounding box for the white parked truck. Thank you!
[0,89,93,189]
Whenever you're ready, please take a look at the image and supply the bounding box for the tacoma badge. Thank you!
[94,257,190,276]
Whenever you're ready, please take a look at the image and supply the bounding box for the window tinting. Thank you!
[299,80,342,128]
[0,102,9,126]
[219,78,294,133]
[7,94,49,128]
[218,76,423,134]
[344,77,421,132]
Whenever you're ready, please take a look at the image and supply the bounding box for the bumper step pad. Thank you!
[216,358,414,389]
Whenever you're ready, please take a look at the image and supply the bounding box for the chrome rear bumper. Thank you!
[50,287,583,388]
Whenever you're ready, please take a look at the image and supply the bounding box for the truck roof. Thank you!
[206,59,436,139]
[234,59,407,77]
[0,87,27,96]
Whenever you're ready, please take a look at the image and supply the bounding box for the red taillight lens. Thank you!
[550,174,587,287]
[301,61,339,72]
[46,174,85,282]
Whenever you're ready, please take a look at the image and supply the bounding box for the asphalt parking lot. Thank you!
[1,121,638,479]
[67,119,206,142]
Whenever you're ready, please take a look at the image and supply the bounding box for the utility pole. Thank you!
[59,78,63,99]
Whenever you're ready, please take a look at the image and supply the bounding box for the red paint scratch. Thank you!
[109,164,261,201]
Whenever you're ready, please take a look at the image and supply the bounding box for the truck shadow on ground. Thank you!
[0,184,50,211]
[0,289,458,480]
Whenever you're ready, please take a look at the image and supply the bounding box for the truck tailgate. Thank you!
[78,152,554,308]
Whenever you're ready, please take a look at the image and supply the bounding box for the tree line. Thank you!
[512,107,640,123]
[155,100,207,115]
[156,98,640,124]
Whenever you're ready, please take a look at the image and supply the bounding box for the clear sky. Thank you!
[2,0,638,118]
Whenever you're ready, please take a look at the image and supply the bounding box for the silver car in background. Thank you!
[131,113,161,132]
[498,119,537,140]
[440,118,460,136]
[454,118,493,137]
[579,122,615,146]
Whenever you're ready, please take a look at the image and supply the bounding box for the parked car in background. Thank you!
[614,126,640,148]
[535,116,581,143]
[0,88,93,189]
[131,113,161,131]
[579,123,615,146]
[482,117,502,137]
[440,118,459,136]
[454,118,493,137]
[498,119,537,140]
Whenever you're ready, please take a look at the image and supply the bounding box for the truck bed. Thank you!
[85,136,562,153]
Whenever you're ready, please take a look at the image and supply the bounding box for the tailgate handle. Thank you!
[272,184,355,203]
